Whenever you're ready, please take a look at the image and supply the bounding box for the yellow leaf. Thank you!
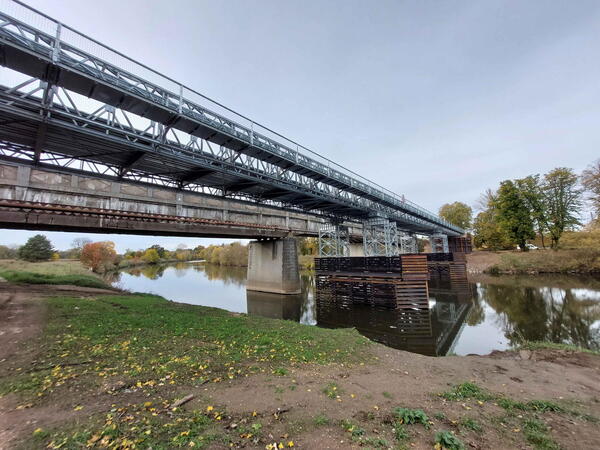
[287,441,295,447]
[144,401,153,408]
[33,428,43,434]
[74,405,83,411]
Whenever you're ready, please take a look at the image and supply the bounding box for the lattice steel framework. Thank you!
[363,217,399,257]
[430,233,449,253]
[318,223,349,257]
[0,1,464,235]
[399,232,418,254]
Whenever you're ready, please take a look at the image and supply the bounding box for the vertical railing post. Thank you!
[52,23,62,63]
[178,84,183,114]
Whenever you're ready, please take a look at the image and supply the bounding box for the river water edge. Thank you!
[106,261,600,357]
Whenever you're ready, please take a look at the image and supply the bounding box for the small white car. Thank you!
[518,243,539,250]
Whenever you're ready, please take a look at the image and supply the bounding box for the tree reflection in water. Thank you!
[481,279,600,350]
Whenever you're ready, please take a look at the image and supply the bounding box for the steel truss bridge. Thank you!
[0,0,463,250]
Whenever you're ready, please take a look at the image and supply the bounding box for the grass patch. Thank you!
[0,270,109,289]
[522,418,559,450]
[313,414,330,426]
[459,417,482,432]
[1,293,369,399]
[486,249,600,274]
[439,382,494,402]
[382,391,393,399]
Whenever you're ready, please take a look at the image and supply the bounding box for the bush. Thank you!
[81,241,117,273]
[18,235,54,262]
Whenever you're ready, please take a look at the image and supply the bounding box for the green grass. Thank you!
[6,292,370,449]
[313,414,330,426]
[439,382,494,402]
[459,417,482,432]
[522,418,559,450]
[1,293,369,400]
[0,270,110,289]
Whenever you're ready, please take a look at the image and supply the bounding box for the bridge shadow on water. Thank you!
[108,263,600,356]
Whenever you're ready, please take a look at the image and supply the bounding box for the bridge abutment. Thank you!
[246,238,301,294]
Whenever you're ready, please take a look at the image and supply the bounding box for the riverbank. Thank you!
[467,249,600,275]
[1,278,598,449]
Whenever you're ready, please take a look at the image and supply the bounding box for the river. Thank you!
[106,262,600,357]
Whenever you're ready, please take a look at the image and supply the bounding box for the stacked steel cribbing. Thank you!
[425,252,468,286]
[315,255,429,310]
[448,236,473,253]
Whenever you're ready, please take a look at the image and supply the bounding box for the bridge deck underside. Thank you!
[0,12,462,236]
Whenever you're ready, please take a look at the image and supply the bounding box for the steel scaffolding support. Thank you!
[363,217,399,256]
[399,232,418,254]
[318,223,349,257]
[430,233,449,253]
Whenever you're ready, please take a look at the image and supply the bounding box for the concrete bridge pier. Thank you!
[246,238,301,294]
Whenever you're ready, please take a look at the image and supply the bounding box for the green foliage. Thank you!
[0,270,109,289]
[273,367,288,376]
[439,202,473,229]
[434,431,465,450]
[493,180,536,250]
[313,414,330,426]
[382,391,393,399]
[394,423,409,441]
[18,234,54,262]
[522,418,559,450]
[542,167,583,248]
[459,418,482,432]
[439,382,493,401]
[473,208,514,250]
[0,244,18,259]
[393,407,430,428]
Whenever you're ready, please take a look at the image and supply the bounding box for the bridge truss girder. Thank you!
[0,4,463,236]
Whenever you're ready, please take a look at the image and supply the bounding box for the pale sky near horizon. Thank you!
[0,0,598,251]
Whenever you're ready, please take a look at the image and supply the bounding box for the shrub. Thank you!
[80,241,117,273]
[18,235,54,262]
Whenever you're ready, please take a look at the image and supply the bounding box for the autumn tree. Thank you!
[541,168,582,248]
[142,248,160,264]
[80,241,117,273]
[149,244,166,259]
[18,234,54,262]
[582,159,600,222]
[492,180,535,251]
[438,202,473,229]
[473,208,514,250]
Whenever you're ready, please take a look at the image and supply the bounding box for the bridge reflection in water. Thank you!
[315,279,474,357]
[243,270,476,357]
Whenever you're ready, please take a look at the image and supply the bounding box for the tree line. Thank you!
[439,159,600,251]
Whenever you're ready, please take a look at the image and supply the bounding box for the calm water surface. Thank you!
[107,262,600,357]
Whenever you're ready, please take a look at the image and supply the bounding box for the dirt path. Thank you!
[0,284,117,449]
[1,283,599,449]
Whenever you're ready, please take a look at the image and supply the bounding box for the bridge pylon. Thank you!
[318,222,349,257]
[399,232,418,254]
[362,217,399,257]
[430,233,449,253]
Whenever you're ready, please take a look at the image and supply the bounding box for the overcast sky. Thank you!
[1,0,599,251]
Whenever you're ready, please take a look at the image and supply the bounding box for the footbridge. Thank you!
[0,0,464,293]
